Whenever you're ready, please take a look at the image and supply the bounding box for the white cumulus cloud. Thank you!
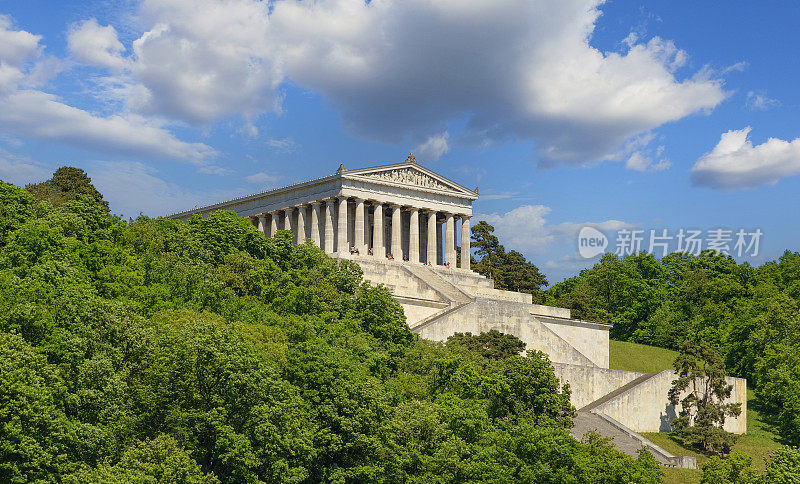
[625,152,652,171]
[0,15,40,66]
[67,18,127,69]
[66,0,726,167]
[476,204,633,254]
[0,91,215,162]
[625,150,671,172]
[691,127,800,190]
[0,16,216,165]
[128,0,281,124]
[268,0,725,165]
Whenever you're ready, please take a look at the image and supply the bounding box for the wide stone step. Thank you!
[570,411,696,468]
[572,412,648,457]
[402,264,472,304]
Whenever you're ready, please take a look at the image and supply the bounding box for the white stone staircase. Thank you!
[401,264,473,330]
[401,264,596,366]
[402,264,473,305]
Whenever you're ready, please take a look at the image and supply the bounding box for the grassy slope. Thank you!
[608,340,781,484]
[608,340,678,374]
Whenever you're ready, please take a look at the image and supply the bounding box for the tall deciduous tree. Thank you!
[26,166,109,212]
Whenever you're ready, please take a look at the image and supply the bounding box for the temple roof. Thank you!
[168,155,477,218]
[342,155,478,199]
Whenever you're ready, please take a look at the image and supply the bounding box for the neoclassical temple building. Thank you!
[172,154,745,468]
[174,154,475,268]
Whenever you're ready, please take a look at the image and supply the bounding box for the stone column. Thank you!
[324,199,335,253]
[296,205,306,243]
[372,202,384,256]
[427,211,437,265]
[269,212,278,237]
[257,215,267,236]
[390,205,402,259]
[460,216,471,270]
[310,202,321,247]
[445,213,455,266]
[354,198,365,254]
[284,207,294,243]
[408,208,419,263]
[437,219,443,265]
[337,196,348,253]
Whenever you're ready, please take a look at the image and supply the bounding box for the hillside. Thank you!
[0,176,663,483]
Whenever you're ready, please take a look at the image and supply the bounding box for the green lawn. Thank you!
[609,339,679,373]
[609,341,782,483]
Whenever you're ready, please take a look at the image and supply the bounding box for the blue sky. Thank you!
[0,0,798,283]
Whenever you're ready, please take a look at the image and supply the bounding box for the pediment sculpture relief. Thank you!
[361,168,452,191]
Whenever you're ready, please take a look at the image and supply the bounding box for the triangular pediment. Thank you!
[344,162,477,199]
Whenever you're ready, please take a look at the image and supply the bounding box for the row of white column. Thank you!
[253,197,471,269]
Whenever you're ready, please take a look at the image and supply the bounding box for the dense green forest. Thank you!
[4,168,800,483]
[545,250,800,451]
[0,170,665,483]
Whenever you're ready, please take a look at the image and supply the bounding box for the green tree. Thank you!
[669,340,741,455]
[446,330,526,360]
[0,332,75,483]
[470,221,548,300]
[0,177,683,484]
[65,435,219,484]
[471,221,503,281]
[700,451,759,484]
[0,181,36,246]
[26,166,109,212]
[753,345,800,446]
[499,250,548,302]
[488,351,575,425]
[764,446,800,483]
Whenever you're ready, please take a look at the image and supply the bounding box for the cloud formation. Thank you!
[415,132,450,162]
[691,127,800,190]
[745,91,779,111]
[0,15,40,66]
[476,204,633,254]
[625,150,671,172]
[67,18,127,69]
[244,171,280,184]
[128,0,280,124]
[271,0,725,165]
[65,0,725,167]
[0,15,215,164]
